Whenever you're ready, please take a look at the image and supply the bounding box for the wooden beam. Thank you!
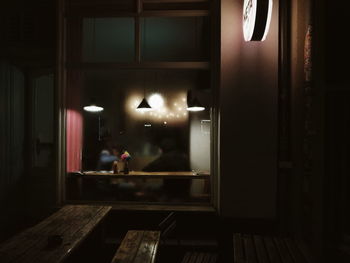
[66,61,210,70]
[57,0,66,206]
[142,0,208,3]
[65,10,209,17]
[135,0,142,63]
[64,11,137,18]
[209,0,219,211]
[140,10,209,16]
[66,202,216,212]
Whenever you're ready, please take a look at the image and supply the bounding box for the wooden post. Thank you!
[135,0,142,63]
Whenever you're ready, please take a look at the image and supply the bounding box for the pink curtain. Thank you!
[66,71,83,172]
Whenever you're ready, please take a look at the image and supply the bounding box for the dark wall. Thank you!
[0,62,25,200]
[219,0,279,218]
[288,0,312,238]
[285,0,350,261]
[322,0,350,261]
[0,0,56,241]
[0,62,26,240]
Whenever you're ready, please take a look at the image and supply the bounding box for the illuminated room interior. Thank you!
[0,0,346,262]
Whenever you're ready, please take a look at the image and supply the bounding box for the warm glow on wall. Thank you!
[126,92,188,124]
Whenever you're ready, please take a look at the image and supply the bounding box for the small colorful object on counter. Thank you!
[120,151,131,174]
[112,161,118,174]
[121,151,131,161]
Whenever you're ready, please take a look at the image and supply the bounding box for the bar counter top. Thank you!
[74,171,210,179]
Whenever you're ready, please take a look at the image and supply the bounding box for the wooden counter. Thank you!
[79,171,210,179]
[67,171,210,200]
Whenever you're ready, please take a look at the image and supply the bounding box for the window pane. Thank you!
[141,17,210,61]
[66,70,212,204]
[82,18,135,62]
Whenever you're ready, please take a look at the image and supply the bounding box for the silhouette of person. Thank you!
[142,138,189,171]
[142,138,191,201]
[96,143,120,171]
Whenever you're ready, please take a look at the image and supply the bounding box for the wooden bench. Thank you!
[181,251,218,263]
[0,205,111,263]
[156,212,218,263]
[111,230,160,263]
[158,212,177,244]
[233,233,315,263]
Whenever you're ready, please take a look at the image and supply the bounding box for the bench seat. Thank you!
[233,233,314,263]
[111,230,160,263]
[181,251,218,263]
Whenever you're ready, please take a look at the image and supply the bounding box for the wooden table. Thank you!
[0,205,112,263]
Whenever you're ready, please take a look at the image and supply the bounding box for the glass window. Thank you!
[141,17,210,61]
[82,18,135,62]
[66,70,212,204]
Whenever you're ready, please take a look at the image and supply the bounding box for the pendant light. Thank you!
[186,22,205,112]
[136,97,153,112]
[83,99,104,141]
[136,72,153,112]
[83,23,104,113]
[187,90,205,112]
[84,98,104,112]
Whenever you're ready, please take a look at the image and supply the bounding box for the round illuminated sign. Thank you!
[243,0,273,41]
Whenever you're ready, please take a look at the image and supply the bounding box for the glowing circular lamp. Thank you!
[243,0,273,41]
[148,93,164,109]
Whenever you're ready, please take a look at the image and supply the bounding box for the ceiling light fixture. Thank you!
[83,99,104,140]
[83,99,104,112]
[186,90,205,112]
[136,73,153,112]
[137,98,153,112]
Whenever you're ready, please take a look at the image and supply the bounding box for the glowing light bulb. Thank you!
[148,93,164,109]
[83,105,104,112]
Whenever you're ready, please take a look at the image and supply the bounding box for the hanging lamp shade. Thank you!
[84,99,104,112]
[136,97,153,112]
[186,90,205,112]
[137,72,153,112]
